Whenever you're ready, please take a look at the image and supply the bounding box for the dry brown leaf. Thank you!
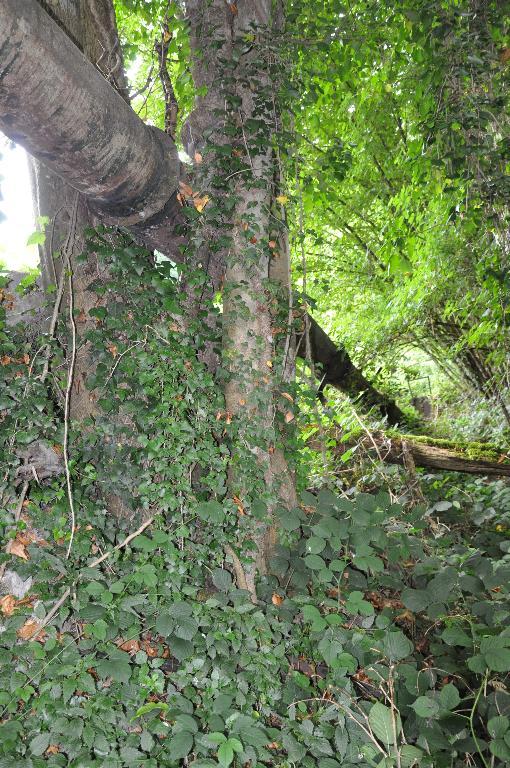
[117,638,141,653]
[7,539,29,560]
[18,619,47,641]
[284,411,295,423]
[193,194,210,213]
[268,240,276,249]
[179,181,194,197]
[46,745,60,755]
[0,595,16,616]
[271,593,283,606]
[281,392,294,403]
[194,151,203,164]
[500,47,510,64]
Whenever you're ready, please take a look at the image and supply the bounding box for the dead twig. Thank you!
[35,513,157,634]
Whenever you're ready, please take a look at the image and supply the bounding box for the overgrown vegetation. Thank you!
[1,0,510,767]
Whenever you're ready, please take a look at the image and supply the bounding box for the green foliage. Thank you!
[2,1,510,766]
[1,237,510,766]
[284,0,510,420]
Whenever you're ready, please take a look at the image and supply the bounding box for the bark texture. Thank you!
[0,0,180,255]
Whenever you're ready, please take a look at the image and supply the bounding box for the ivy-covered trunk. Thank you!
[27,0,138,517]
[183,1,297,599]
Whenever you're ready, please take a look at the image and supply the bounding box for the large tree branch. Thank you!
[0,0,182,256]
[303,316,405,425]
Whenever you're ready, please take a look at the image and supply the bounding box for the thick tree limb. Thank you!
[304,316,405,425]
[0,0,181,256]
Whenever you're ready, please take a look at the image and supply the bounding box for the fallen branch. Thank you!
[343,432,510,477]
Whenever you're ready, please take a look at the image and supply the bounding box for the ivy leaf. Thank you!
[303,604,327,631]
[197,500,225,523]
[27,230,46,245]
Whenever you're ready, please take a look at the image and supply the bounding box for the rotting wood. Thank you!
[316,430,510,477]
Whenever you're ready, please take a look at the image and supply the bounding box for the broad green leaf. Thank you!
[305,536,326,554]
[488,716,509,739]
[439,683,460,711]
[304,554,326,570]
[368,703,400,746]
[169,730,193,759]
[411,696,440,719]
[383,631,413,661]
[484,647,510,672]
[212,568,233,592]
[155,613,174,636]
[29,732,50,756]
[217,741,234,768]
[400,744,424,766]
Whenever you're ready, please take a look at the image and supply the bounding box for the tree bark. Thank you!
[0,0,181,258]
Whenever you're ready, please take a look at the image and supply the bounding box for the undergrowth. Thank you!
[0,238,510,767]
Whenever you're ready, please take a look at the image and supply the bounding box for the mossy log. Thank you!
[365,432,510,476]
[319,430,510,476]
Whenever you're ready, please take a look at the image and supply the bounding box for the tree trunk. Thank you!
[27,0,138,519]
[182,0,297,600]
